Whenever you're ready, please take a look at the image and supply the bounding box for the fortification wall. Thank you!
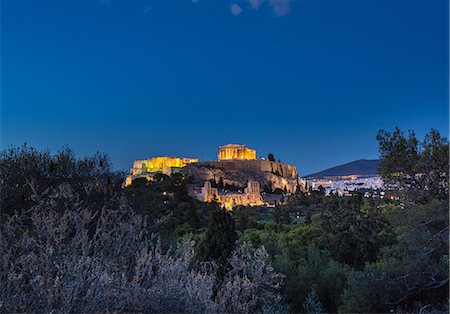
[257,160,298,178]
[199,160,297,178]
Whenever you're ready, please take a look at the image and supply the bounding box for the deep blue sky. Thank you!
[2,0,448,175]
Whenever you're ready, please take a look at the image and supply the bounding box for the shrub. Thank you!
[0,183,284,313]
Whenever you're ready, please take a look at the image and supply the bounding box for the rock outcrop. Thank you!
[182,160,304,193]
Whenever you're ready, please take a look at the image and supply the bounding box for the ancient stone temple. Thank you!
[218,144,256,161]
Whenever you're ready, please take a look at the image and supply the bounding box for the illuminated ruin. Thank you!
[197,180,263,210]
[218,144,256,161]
[126,144,303,209]
[125,156,198,186]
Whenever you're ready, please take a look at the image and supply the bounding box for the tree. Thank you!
[376,127,449,204]
[341,199,448,312]
[318,194,393,269]
[274,205,282,227]
[282,207,291,225]
[0,144,121,220]
[198,205,238,268]
[187,204,201,229]
[342,215,448,313]
[275,245,348,313]
[302,288,324,314]
[209,178,218,188]
[216,243,285,313]
[274,206,290,230]
[234,207,258,232]
[418,129,449,201]
[218,177,224,191]
[339,128,450,312]
[268,153,275,162]
[0,184,284,313]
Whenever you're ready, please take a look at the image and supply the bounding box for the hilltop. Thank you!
[305,159,380,179]
[182,159,300,193]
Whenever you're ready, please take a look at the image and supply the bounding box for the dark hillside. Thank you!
[305,159,380,178]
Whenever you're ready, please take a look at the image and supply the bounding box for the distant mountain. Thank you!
[305,159,380,179]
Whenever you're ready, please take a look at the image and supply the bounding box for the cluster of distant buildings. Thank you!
[307,175,383,196]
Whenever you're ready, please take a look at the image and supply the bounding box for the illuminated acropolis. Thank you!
[218,144,256,161]
[126,144,302,206]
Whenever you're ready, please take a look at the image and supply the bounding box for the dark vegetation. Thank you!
[1,128,448,313]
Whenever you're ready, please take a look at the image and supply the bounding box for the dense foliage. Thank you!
[1,173,283,313]
[377,127,449,203]
[1,128,448,313]
[0,144,122,220]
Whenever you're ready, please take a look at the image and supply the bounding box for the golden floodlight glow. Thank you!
[131,156,198,175]
[125,156,198,186]
[218,144,256,161]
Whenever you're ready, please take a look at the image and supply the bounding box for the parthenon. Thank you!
[218,144,256,161]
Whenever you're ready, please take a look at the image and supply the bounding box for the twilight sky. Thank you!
[1,0,448,175]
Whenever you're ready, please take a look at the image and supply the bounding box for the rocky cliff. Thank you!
[182,160,303,193]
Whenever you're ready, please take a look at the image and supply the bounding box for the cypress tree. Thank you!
[218,177,224,191]
[198,204,238,267]
[187,205,200,229]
